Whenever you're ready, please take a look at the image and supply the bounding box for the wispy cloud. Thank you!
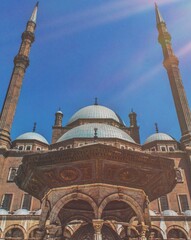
[177,41,191,57]
[115,39,191,101]
[39,0,182,41]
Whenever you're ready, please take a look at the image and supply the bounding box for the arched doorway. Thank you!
[167,228,187,240]
[5,228,24,240]
[56,199,95,239]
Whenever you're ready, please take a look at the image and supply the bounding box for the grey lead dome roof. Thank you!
[144,133,175,144]
[57,123,135,143]
[16,132,49,144]
[68,105,123,124]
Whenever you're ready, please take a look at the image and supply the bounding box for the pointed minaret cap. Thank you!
[155,122,159,133]
[155,3,165,24]
[30,2,39,24]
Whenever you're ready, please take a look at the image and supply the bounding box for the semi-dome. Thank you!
[184,210,191,216]
[57,123,135,143]
[0,209,9,215]
[14,209,30,215]
[16,132,49,144]
[149,210,157,216]
[144,133,175,144]
[35,209,42,215]
[162,210,178,216]
[68,105,123,124]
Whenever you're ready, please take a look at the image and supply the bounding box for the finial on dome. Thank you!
[33,122,37,132]
[94,128,98,140]
[155,3,165,25]
[155,123,159,133]
[30,2,39,24]
[94,97,98,105]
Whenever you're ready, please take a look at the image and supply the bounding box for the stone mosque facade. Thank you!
[0,3,191,240]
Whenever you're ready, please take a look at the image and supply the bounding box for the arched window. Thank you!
[167,228,187,240]
[28,228,40,240]
[149,228,163,240]
[5,228,24,240]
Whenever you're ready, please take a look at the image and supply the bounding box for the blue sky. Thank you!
[0,0,191,144]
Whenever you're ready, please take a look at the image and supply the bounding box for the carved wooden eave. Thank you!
[15,144,176,201]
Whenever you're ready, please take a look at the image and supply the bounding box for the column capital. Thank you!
[140,223,149,240]
[92,219,104,234]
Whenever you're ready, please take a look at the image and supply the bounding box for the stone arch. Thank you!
[49,192,98,223]
[167,225,188,239]
[3,225,26,239]
[98,193,144,222]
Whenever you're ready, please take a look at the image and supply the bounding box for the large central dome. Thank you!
[68,105,122,124]
[57,123,135,143]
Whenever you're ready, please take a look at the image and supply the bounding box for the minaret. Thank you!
[155,3,191,146]
[54,110,63,127]
[0,3,39,149]
[128,110,140,144]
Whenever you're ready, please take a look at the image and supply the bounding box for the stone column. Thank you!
[140,224,149,240]
[92,219,104,240]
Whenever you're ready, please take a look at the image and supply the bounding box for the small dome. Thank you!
[144,133,175,144]
[14,209,30,215]
[56,110,63,114]
[35,209,42,215]
[57,123,135,143]
[16,132,49,144]
[149,210,156,216]
[68,105,123,124]
[162,210,178,216]
[184,210,191,216]
[0,209,9,215]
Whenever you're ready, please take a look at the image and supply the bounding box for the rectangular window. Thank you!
[18,145,24,150]
[1,194,13,211]
[21,194,32,210]
[160,146,167,152]
[25,145,32,151]
[7,168,18,182]
[159,195,169,211]
[179,195,189,212]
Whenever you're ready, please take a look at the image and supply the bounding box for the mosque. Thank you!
[0,2,191,240]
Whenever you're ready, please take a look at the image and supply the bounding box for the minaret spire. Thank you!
[156,4,191,146]
[155,123,159,133]
[155,3,164,24]
[0,3,39,149]
[30,2,39,24]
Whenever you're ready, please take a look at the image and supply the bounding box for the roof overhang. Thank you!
[15,144,176,201]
